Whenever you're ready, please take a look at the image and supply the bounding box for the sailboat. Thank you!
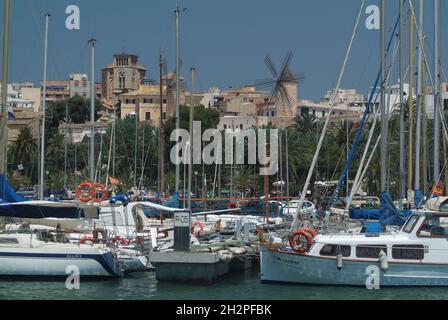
[259,0,448,287]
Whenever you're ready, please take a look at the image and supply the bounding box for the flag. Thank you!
[351,121,361,134]
[432,181,443,198]
[109,176,120,186]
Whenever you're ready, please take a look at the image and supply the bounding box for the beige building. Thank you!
[102,53,147,102]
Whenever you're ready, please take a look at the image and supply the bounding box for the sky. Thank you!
[1,0,447,101]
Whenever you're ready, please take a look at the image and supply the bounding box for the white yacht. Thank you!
[261,211,448,286]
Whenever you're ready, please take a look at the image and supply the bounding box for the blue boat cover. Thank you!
[0,175,27,203]
[349,192,411,226]
[0,202,96,219]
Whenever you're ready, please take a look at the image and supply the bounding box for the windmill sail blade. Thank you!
[279,51,293,78]
[264,55,279,79]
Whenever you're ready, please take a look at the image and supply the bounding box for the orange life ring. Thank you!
[112,236,129,246]
[289,229,314,254]
[228,202,237,209]
[76,182,94,203]
[191,221,205,237]
[302,227,317,238]
[92,183,108,203]
[79,236,95,245]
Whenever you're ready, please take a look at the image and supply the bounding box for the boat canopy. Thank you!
[0,201,99,219]
[349,192,411,226]
[0,175,27,203]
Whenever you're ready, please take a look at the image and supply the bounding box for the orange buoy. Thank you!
[190,221,205,237]
[76,182,94,203]
[289,229,314,254]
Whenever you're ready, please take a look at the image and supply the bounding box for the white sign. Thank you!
[365,5,380,30]
[66,5,80,30]
[174,212,190,227]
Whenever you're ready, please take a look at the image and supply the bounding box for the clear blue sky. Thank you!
[1,0,447,101]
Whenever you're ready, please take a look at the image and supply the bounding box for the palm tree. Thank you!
[234,166,254,197]
[8,127,38,183]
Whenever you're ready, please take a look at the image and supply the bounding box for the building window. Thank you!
[271,111,275,117]
[319,244,351,257]
[119,71,126,89]
[322,111,325,117]
[356,245,387,258]
[145,112,151,121]
[143,98,153,104]
[224,125,227,129]
[163,99,167,104]
[392,245,424,260]
[125,99,136,104]
[162,112,166,120]
[240,124,243,129]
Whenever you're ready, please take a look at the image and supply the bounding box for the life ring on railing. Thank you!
[76,182,94,203]
[289,229,315,254]
[92,183,108,203]
[302,227,317,238]
[112,236,129,246]
[79,236,95,246]
[191,221,205,237]
[228,202,237,209]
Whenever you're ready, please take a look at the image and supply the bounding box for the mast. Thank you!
[407,8,414,196]
[39,13,50,200]
[175,5,181,193]
[380,0,387,192]
[64,100,68,191]
[399,0,405,209]
[414,0,423,193]
[159,54,165,197]
[434,0,441,184]
[285,131,290,200]
[88,38,96,183]
[0,0,10,179]
[187,67,195,210]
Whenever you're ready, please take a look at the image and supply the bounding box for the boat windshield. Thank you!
[402,215,419,233]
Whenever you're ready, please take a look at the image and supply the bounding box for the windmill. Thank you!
[255,51,304,118]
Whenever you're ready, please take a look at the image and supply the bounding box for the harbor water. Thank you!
[0,268,446,300]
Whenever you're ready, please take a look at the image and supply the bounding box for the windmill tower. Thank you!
[255,52,303,118]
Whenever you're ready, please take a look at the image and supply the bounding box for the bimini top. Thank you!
[0,201,99,219]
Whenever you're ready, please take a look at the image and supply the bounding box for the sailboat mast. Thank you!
[407,8,414,195]
[380,0,387,192]
[159,54,165,197]
[39,13,50,200]
[434,0,441,184]
[64,101,68,191]
[414,0,423,193]
[188,67,195,210]
[399,0,405,210]
[88,38,96,183]
[0,0,10,179]
[175,6,181,193]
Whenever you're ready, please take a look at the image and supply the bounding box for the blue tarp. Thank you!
[349,192,412,227]
[0,175,27,203]
[0,202,96,219]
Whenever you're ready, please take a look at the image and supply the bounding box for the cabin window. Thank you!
[402,215,419,233]
[0,238,19,244]
[319,244,351,257]
[417,216,448,238]
[392,245,424,260]
[356,245,387,258]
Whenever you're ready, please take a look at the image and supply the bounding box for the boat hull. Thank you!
[260,247,448,287]
[0,247,123,278]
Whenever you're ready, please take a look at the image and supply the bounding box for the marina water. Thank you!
[0,268,446,300]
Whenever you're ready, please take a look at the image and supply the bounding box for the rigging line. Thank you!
[328,6,403,211]
[291,0,366,230]
[347,36,402,209]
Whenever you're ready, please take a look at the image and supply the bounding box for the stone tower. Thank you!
[102,53,146,102]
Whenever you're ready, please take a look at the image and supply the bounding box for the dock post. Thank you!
[173,210,191,251]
